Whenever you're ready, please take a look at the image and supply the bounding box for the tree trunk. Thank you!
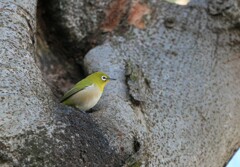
[0,0,123,166]
[84,0,240,166]
[1,0,240,166]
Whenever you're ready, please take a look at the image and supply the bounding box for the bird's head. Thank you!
[87,72,116,91]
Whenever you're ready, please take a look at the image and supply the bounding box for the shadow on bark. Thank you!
[17,1,126,166]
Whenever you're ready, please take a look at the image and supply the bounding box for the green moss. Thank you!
[126,61,139,81]
[129,161,142,167]
[130,72,139,81]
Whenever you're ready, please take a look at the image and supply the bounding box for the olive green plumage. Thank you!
[60,72,115,111]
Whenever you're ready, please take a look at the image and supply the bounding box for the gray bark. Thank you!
[0,0,123,166]
[83,0,240,166]
[1,0,240,167]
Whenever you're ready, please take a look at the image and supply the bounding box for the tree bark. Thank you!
[83,0,240,166]
[0,0,123,166]
[1,0,240,166]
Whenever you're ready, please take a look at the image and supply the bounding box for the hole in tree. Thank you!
[133,137,141,153]
[36,0,99,97]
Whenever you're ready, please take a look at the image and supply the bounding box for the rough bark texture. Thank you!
[0,0,123,166]
[88,0,240,166]
[1,0,240,167]
[51,0,240,166]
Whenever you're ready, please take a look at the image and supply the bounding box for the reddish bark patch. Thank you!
[128,2,150,29]
[101,0,129,32]
[101,0,150,32]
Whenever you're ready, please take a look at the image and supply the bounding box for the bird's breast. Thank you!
[68,84,102,111]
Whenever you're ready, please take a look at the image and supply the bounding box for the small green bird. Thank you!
[60,72,115,111]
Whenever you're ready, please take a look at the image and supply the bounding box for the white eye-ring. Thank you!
[101,76,107,81]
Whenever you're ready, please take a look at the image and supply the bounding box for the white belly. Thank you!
[67,84,102,111]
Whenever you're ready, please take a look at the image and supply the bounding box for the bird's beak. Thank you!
[109,78,116,80]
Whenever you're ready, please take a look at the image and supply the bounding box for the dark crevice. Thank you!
[36,0,106,96]
[36,0,82,96]
[36,0,135,99]
[129,94,142,106]
[133,137,141,153]
[37,0,107,59]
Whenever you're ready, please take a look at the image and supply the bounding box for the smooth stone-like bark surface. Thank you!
[84,0,240,166]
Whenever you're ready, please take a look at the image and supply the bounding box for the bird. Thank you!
[60,71,115,111]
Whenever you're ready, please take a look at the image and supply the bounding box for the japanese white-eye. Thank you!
[60,72,115,111]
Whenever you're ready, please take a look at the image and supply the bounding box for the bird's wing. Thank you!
[60,78,92,103]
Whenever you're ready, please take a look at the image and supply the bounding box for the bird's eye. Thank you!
[101,76,107,81]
